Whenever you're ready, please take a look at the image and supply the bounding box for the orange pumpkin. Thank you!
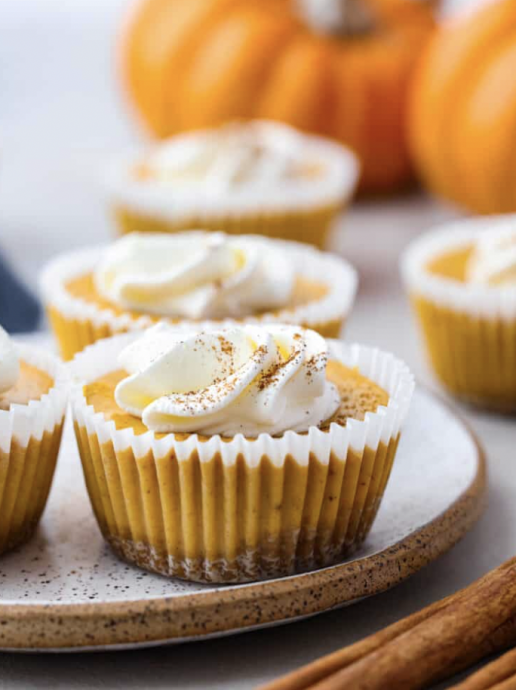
[122,0,436,193]
[409,0,516,215]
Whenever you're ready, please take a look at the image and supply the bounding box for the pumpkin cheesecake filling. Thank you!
[426,245,472,282]
[70,324,413,583]
[0,360,54,410]
[403,219,516,410]
[83,362,388,439]
[64,271,328,322]
[0,327,68,554]
[83,360,389,440]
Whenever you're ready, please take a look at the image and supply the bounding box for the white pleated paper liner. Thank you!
[69,331,413,477]
[40,235,358,334]
[401,215,516,320]
[103,124,360,221]
[0,344,69,455]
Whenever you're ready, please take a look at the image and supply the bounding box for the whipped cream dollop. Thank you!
[114,323,340,437]
[141,121,322,192]
[468,224,516,286]
[0,326,19,395]
[95,232,294,320]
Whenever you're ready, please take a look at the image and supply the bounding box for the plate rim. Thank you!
[0,387,487,651]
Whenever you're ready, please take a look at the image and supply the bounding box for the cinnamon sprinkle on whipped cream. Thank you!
[114,323,340,437]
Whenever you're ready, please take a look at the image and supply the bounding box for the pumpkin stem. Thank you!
[295,0,377,36]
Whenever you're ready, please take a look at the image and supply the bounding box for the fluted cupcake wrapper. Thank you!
[112,204,344,250]
[0,345,69,553]
[402,217,516,410]
[40,237,358,361]
[69,332,414,583]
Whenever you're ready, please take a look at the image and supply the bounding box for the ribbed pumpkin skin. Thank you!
[121,0,435,194]
[409,0,516,214]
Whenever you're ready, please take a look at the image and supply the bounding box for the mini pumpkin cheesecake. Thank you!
[69,323,413,583]
[0,327,68,553]
[105,120,359,248]
[402,216,516,411]
[41,230,358,361]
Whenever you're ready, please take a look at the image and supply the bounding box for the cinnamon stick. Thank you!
[258,594,454,690]
[259,558,516,690]
[450,648,516,689]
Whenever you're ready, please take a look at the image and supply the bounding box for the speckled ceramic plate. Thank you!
[0,387,486,652]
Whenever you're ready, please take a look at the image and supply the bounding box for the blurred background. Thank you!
[0,0,487,330]
[0,0,137,298]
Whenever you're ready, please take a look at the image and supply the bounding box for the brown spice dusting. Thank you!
[161,339,268,414]
[217,335,234,360]
[322,362,389,428]
[257,355,293,392]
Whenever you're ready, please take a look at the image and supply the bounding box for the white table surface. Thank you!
[0,1,513,688]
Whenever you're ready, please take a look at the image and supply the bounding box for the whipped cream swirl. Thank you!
[95,232,294,320]
[0,326,19,395]
[143,121,320,192]
[468,224,516,286]
[115,323,340,437]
